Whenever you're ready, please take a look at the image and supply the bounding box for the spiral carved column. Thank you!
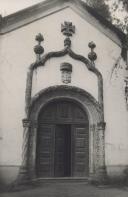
[95,122,107,183]
[27,121,38,179]
[17,119,30,182]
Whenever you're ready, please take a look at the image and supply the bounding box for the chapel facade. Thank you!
[0,0,128,186]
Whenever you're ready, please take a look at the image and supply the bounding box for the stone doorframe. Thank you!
[20,85,106,182]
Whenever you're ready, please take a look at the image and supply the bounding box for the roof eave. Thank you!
[0,0,127,49]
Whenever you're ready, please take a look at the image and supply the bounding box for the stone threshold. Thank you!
[32,177,89,181]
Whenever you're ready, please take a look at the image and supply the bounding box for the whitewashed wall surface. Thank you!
[0,7,128,184]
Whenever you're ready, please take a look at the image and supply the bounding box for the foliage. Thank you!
[85,0,111,20]
[112,16,128,33]
[83,0,128,34]
[118,0,128,11]
[109,0,128,33]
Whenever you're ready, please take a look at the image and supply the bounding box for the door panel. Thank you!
[54,125,65,177]
[36,100,89,178]
[36,125,55,177]
[55,125,71,177]
[72,125,89,177]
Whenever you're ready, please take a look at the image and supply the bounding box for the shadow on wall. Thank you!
[107,165,128,186]
[0,166,20,191]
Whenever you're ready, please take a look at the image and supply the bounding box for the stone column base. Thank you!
[90,166,108,185]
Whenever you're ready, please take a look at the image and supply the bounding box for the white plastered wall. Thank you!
[0,7,128,180]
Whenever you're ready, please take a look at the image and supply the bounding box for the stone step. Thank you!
[8,177,90,192]
[31,177,89,184]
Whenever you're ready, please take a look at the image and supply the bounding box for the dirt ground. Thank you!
[1,182,128,197]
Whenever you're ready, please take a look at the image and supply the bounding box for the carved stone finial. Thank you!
[34,45,44,55]
[88,41,96,49]
[61,21,75,37]
[88,41,97,62]
[64,37,71,47]
[35,33,44,43]
[34,33,44,61]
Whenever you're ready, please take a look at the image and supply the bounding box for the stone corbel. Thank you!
[97,122,106,131]
[22,119,30,128]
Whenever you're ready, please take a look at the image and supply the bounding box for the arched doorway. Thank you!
[20,86,106,181]
[36,99,89,178]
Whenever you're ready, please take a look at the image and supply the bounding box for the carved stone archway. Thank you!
[20,85,106,182]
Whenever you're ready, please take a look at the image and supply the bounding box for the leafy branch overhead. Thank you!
[118,0,128,11]
[85,0,111,20]
[82,0,128,34]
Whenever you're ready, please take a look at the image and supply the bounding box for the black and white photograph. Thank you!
[0,0,128,196]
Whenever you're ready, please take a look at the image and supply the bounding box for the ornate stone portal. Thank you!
[19,22,107,184]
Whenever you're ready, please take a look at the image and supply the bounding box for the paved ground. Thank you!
[1,182,128,197]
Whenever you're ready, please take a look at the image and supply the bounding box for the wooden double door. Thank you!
[36,100,89,178]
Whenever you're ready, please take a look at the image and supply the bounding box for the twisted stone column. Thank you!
[18,65,34,181]
[95,122,107,183]
[18,120,38,181]
[27,121,38,179]
[89,124,95,176]
[25,66,33,116]
[17,119,30,182]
